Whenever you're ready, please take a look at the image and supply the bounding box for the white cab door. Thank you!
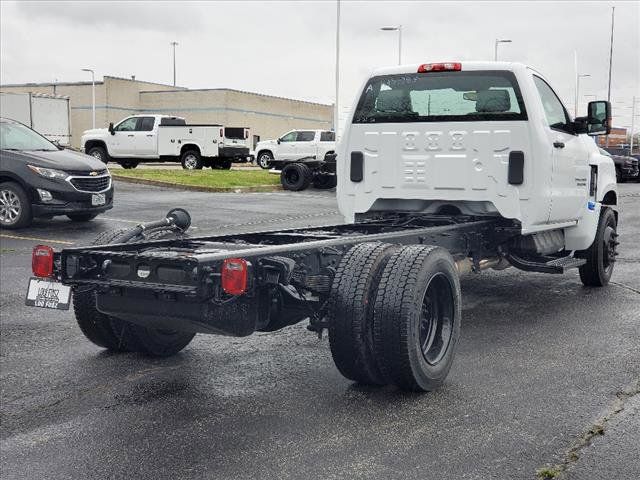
[134,116,157,157]
[275,131,297,160]
[108,117,138,157]
[295,131,318,158]
[533,76,588,223]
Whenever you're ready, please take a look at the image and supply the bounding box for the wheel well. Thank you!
[84,140,106,152]
[602,190,617,205]
[0,175,32,200]
[257,149,272,158]
[180,144,201,156]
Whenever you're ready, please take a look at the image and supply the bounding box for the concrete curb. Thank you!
[112,175,283,193]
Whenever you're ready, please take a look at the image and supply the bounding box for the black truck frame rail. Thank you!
[56,213,520,337]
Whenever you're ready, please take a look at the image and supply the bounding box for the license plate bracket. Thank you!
[25,277,71,310]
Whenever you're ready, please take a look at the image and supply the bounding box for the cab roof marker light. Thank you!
[417,62,462,73]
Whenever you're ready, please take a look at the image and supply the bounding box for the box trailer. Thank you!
[0,92,71,146]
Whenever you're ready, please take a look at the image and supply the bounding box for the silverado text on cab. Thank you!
[81,115,251,170]
[28,62,618,393]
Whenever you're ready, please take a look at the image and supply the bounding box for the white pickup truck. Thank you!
[254,129,336,169]
[81,115,251,170]
[31,61,619,393]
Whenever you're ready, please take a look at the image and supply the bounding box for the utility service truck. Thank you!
[27,62,618,392]
[81,115,251,170]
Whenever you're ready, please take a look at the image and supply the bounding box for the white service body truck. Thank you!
[81,115,250,170]
[254,129,336,168]
[0,92,71,146]
[28,62,619,393]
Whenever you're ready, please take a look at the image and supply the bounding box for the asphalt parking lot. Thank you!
[1,181,638,480]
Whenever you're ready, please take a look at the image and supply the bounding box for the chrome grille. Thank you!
[69,175,111,193]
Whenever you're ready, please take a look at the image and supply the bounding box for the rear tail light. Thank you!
[418,62,462,73]
[221,258,248,295]
[220,128,224,138]
[245,129,249,140]
[32,245,54,278]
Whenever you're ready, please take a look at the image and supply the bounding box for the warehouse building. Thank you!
[0,76,333,149]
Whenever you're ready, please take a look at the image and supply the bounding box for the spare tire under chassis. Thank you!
[73,229,195,356]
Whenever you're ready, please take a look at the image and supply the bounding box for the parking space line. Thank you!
[99,216,141,224]
[0,234,75,245]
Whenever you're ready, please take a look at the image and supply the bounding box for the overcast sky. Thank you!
[1,0,638,130]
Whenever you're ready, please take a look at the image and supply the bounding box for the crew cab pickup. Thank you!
[28,62,618,393]
[81,115,250,170]
[255,129,336,168]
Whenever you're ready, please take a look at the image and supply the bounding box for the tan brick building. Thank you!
[0,76,333,149]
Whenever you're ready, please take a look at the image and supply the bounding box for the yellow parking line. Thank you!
[0,234,75,245]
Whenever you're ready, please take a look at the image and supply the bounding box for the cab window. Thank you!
[533,76,571,132]
[320,131,335,142]
[280,131,297,142]
[296,131,316,142]
[137,117,155,132]
[114,117,138,132]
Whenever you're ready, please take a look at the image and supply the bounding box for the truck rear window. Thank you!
[353,71,527,123]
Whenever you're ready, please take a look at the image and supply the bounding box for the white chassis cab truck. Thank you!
[255,129,336,169]
[81,115,249,170]
[28,62,618,393]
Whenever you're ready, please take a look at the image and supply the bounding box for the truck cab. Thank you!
[338,61,617,250]
[255,129,336,168]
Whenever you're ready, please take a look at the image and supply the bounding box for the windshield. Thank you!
[353,70,527,124]
[0,122,58,151]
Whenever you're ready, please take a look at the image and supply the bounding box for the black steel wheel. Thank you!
[373,245,461,392]
[328,242,398,385]
[578,207,618,287]
[281,163,312,191]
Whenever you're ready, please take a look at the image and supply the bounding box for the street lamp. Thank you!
[81,68,95,129]
[170,41,179,87]
[574,74,591,117]
[381,25,402,65]
[494,39,512,61]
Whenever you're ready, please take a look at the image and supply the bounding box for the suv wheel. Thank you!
[0,182,32,229]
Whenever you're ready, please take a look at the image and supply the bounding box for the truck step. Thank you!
[506,253,586,274]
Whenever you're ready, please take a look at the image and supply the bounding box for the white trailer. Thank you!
[0,92,71,145]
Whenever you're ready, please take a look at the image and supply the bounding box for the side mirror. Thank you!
[586,101,611,136]
[277,139,281,144]
[108,122,115,135]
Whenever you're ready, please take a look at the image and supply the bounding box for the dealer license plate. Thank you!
[91,193,106,206]
[25,277,71,310]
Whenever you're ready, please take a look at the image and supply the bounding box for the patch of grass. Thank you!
[112,169,280,189]
[536,467,562,479]
[0,248,16,254]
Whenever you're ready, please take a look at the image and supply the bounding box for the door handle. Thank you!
[553,141,565,149]
[146,134,153,137]
[127,134,134,137]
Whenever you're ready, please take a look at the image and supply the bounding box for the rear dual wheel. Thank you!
[73,228,195,356]
[328,243,461,392]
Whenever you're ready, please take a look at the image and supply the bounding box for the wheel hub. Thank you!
[419,273,454,366]
[0,189,21,225]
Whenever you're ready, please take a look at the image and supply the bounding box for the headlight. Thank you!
[27,165,68,180]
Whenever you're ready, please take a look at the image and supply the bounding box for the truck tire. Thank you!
[257,151,273,169]
[0,181,32,229]
[87,146,109,164]
[373,245,461,392]
[214,159,232,170]
[73,229,140,351]
[281,163,312,191]
[578,207,618,287]
[181,150,203,170]
[73,229,195,356]
[328,242,398,385]
[313,173,337,190]
[120,160,138,169]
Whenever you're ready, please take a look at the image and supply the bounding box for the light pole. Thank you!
[606,6,615,146]
[81,68,95,129]
[335,0,340,135]
[170,41,179,87]
[381,25,402,65]
[574,74,590,117]
[494,39,512,61]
